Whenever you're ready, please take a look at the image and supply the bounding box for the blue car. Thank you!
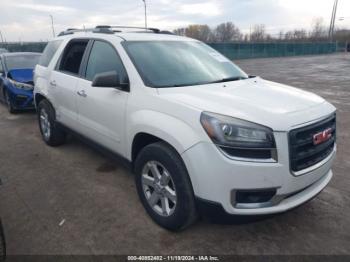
[0,52,41,113]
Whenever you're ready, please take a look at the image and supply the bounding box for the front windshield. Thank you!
[5,54,41,71]
[122,41,248,88]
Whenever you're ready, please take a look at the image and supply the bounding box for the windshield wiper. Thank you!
[209,76,247,84]
[159,82,208,88]
[157,77,248,88]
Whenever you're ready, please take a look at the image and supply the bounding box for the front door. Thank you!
[76,40,130,155]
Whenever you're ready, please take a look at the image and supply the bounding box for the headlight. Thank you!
[9,79,33,91]
[200,112,277,161]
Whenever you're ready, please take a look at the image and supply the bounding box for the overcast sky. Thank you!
[1,0,349,42]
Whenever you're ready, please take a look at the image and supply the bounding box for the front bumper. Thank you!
[8,87,34,110]
[182,131,335,216]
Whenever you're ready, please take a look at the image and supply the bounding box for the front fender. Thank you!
[127,110,201,160]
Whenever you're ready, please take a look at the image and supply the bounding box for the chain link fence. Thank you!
[208,42,342,60]
[0,41,347,59]
[0,42,47,53]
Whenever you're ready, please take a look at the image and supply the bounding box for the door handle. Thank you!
[50,80,57,87]
[77,90,87,97]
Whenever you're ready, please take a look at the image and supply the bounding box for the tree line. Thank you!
[173,18,350,43]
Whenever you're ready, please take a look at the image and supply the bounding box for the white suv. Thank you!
[34,26,336,230]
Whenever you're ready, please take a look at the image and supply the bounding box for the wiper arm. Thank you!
[210,76,247,84]
[157,77,248,88]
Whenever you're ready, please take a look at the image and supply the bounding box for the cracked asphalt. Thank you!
[0,53,349,256]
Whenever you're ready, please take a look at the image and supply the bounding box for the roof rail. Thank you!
[96,25,161,33]
[57,25,172,37]
[57,28,97,36]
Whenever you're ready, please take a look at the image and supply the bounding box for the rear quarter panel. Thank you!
[34,38,69,107]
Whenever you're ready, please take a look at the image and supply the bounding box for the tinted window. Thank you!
[39,40,62,67]
[59,40,88,75]
[4,54,41,70]
[85,41,128,83]
[123,41,248,88]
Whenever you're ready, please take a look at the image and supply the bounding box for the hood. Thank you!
[157,77,335,131]
[7,69,34,84]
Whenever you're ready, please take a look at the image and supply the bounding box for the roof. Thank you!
[56,32,195,43]
[55,26,195,42]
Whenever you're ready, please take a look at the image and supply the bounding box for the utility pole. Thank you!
[50,14,56,38]
[142,0,147,30]
[329,0,339,42]
[0,30,4,44]
[249,25,252,42]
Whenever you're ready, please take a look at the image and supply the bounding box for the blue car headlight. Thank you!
[9,79,34,91]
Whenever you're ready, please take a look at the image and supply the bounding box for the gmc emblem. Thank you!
[313,128,333,145]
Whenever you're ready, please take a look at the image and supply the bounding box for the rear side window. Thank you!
[59,40,89,75]
[85,40,128,83]
[39,40,62,67]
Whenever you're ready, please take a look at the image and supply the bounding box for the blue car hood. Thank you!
[8,69,34,84]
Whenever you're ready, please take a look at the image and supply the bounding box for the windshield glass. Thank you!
[5,54,41,71]
[123,41,248,88]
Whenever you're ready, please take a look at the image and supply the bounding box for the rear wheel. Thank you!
[37,99,66,146]
[134,142,198,231]
[4,90,16,114]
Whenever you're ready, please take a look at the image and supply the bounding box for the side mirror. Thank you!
[92,71,128,90]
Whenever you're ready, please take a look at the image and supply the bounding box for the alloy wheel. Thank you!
[141,161,177,217]
[39,108,51,141]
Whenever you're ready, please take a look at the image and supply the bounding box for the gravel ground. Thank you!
[0,53,349,256]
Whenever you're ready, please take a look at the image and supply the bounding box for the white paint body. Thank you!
[34,32,336,215]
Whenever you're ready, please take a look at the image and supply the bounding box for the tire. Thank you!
[0,220,5,262]
[37,99,66,146]
[4,90,16,114]
[134,142,198,231]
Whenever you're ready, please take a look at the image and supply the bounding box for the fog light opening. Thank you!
[235,189,277,204]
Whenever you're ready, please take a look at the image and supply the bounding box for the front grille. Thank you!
[289,114,336,173]
[15,96,28,106]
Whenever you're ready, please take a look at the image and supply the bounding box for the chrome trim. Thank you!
[231,188,281,209]
[288,113,336,176]
[218,146,278,163]
[289,112,336,130]
[292,145,336,176]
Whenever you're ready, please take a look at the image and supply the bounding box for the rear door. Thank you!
[35,39,63,104]
[75,39,130,155]
[50,39,89,129]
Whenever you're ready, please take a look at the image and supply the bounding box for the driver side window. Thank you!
[85,40,128,84]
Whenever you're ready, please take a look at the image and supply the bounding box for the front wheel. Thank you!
[4,90,16,114]
[134,142,198,231]
[37,99,66,146]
